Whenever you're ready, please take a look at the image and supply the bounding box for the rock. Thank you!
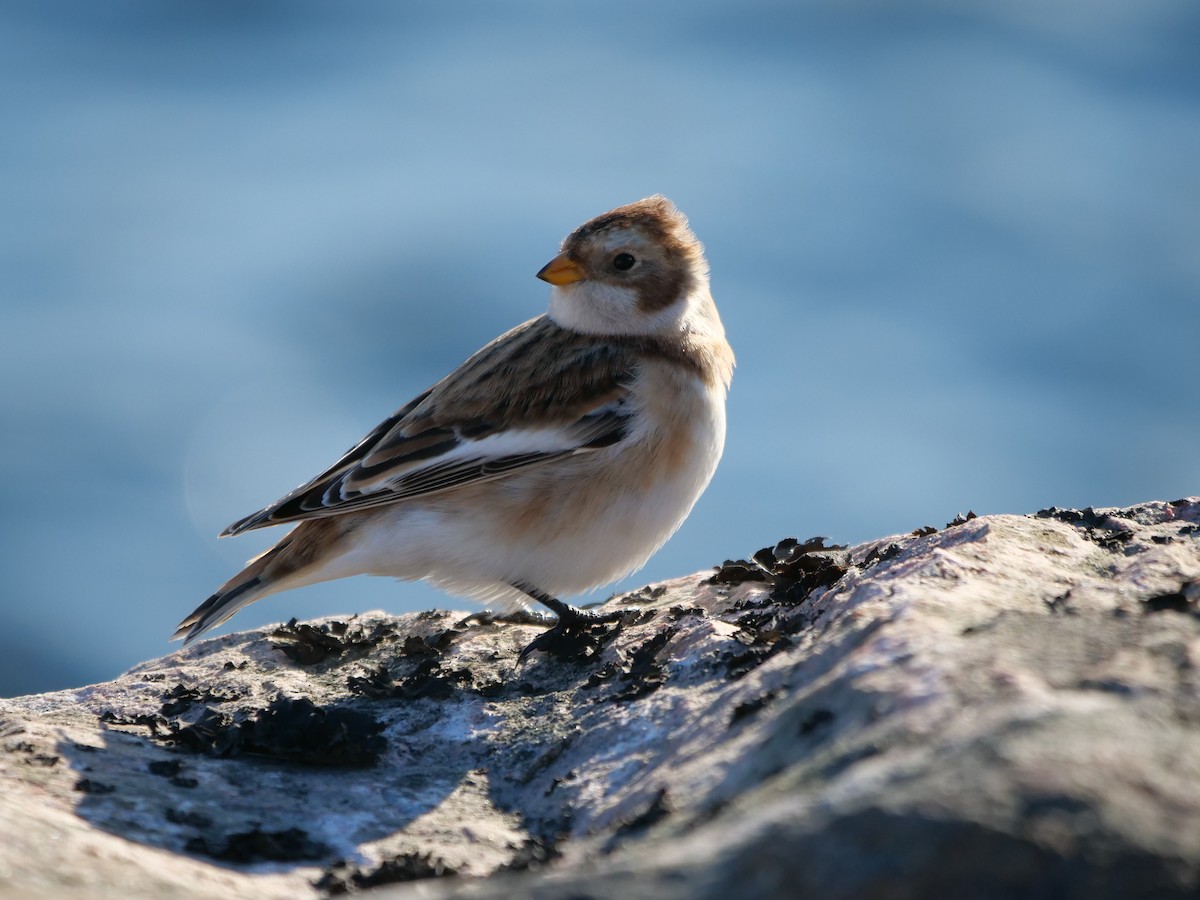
[2,499,1199,899]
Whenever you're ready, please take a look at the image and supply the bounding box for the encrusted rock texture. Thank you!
[2,499,1199,899]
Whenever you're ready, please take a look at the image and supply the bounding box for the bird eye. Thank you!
[612,253,636,271]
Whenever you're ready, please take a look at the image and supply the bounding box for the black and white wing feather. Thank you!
[221,316,638,536]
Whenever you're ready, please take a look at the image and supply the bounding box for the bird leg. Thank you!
[512,582,629,663]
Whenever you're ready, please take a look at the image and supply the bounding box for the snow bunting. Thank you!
[174,196,734,657]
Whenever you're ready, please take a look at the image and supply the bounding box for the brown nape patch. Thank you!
[634,268,687,315]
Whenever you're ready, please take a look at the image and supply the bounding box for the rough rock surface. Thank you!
[2,499,1199,899]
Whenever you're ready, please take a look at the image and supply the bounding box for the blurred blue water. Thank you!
[2,0,1197,696]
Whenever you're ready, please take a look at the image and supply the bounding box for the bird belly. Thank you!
[326,368,726,610]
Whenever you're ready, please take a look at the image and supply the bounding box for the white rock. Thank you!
[2,500,1198,899]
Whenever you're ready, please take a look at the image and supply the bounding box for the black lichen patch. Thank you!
[515,737,577,787]
[730,691,778,725]
[167,708,244,757]
[99,710,168,733]
[238,697,387,766]
[718,573,825,678]
[1108,502,1187,523]
[95,684,242,747]
[1037,506,1107,526]
[584,627,678,701]
[347,657,473,702]
[4,738,59,768]
[456,608,550,629]
[1045,592,1078,616]
[723,627,793,680]
[103,694,386,767]
[620,584,669,605]
[711,537,850,608]
[1092,530,1135,552]
[340,621,471,699]
[862,542,903,567]
[161,684,243,717]
[187,827,330,863]
[719,585,814,676]
[501,836,562,873]
[398,628,458,657]
[74,778,115,794]
[525,619,626,663]
[605,788,672,852]
[1142,584,1198,615]
[271,620,363,665]
[346,664,406,700]
[1035,507,1135,552]
[166,807,212,829]
[271,617,408,666]
[316,852,459,893]
[798,708,836,736]
[708,558,770,585]
[767,539,850,603]
[148,759,182,777]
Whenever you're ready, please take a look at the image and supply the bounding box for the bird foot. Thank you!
[516,603,637,664]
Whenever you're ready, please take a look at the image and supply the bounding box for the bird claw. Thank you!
[516,605,639,664]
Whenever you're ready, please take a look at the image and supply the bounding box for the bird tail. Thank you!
[171,546,283,645]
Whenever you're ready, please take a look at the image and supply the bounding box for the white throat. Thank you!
[547,282,702,337]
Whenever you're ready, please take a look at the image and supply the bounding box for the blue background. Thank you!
[3,1,1197,696]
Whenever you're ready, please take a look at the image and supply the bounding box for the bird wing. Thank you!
[221,316,638,536]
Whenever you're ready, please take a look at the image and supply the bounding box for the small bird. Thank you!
[174,196,734,657]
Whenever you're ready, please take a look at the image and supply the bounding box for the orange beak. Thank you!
[536,252,586,286]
